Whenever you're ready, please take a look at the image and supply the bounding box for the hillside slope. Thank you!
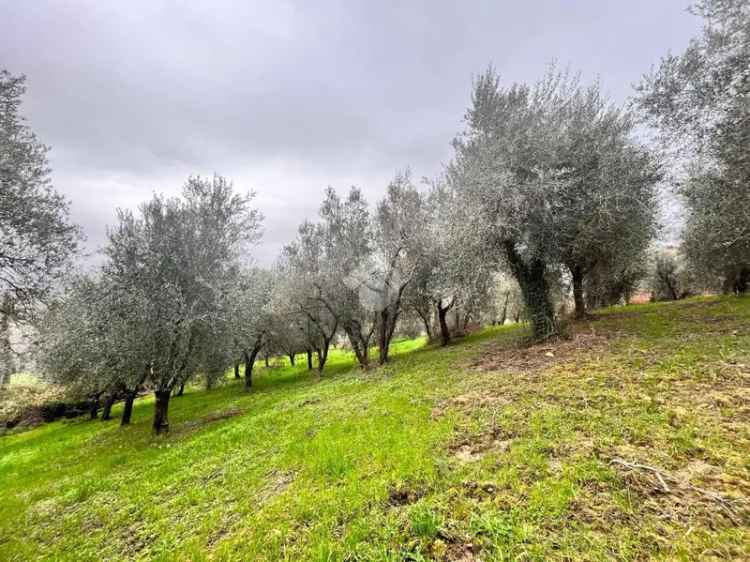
[1,297,748,561]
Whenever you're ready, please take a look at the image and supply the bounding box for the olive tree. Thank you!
[0,70,80,325]
[1,70,79,386]
[280,187,376,371]
[229,268,274,390]
[364,172,429,362]
[34,275,109,418]
[636,0,750,292]
[450,67,660,338]
[404,179,493,346]
[105,175,261,433]
[319,187,375,368]
[279,224,340,374]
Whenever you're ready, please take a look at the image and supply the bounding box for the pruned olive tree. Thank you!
[35,269,153,425]
[229,267,274,390]
[280,186,375,371]
[552,87,661,318]
[450,67,660,338]
[364,172,429,362]
[105,175,262,433]
[279,224,340,374]
[319,187,376,369]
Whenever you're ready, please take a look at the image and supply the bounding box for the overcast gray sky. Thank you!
[1,0,700,263]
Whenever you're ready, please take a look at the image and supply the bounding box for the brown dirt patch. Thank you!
[432,391,510,419]
[388,483,427,506]
[466,332,611,374]
[448,429,514,463]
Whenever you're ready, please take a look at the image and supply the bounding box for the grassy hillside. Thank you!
[1,297,748,561]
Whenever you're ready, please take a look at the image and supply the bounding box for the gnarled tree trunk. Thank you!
[88,393,101,420]
[436,297,455,347]
[505,241,558,341]
[244,346,261,390]
[153,390,171,434]
[121,391,137,426]
[101,393,117,421]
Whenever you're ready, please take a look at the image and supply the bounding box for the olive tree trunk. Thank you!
[244,347,261,390]
[505,241,558,341]
[571,265,586,319]
[101,393,117,421]
[153,390,171,434]
[121,391,137,426]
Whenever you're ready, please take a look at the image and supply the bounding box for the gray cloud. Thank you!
[1,0,700,264]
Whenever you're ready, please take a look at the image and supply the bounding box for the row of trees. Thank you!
[4,0,748,433]
[36,177,263,432]
[32,68,664,432]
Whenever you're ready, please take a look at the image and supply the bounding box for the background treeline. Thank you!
[1,0,747,433]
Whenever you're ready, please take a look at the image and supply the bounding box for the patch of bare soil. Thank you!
[447,417,515,464]
[432,391,510,419]
[461,480,499,500]
[466,332,611,374]
[607,456,750,527]
[430,527,483,561]
[444,542,481,562]
[387,483,427,506]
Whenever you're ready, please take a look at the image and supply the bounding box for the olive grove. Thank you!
[16,0,749,433]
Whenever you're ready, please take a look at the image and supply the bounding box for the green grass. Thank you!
[1,297,749,561]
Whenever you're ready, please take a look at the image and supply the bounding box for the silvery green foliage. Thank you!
[636,0,750,292]
[280,186,373,369]
[104,175,261,429]
[35,271,154,417]
[320,187,376,368]
[264,309,308,364]
[681,170,750,292]
[279,221,340,372]
[35,275,106,396]
[404,178,494,344]
[0,70,80,324]
[450,67,660,335]
[365,172,429,362]
[227,267,274,386]
[583,257,648,310]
